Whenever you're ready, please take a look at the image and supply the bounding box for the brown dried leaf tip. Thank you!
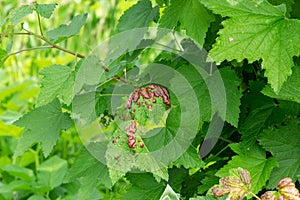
[211,168,251,200]
[261,178,300,200]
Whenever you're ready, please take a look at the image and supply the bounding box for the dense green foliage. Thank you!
[0,0,299,199]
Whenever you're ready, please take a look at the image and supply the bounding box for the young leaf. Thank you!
[37,64,75,107]
[216,143,278,194]
[36,156,68,189]
[36,4,57,19]
[13,99,72,157]
[46,14,88,43]
[262,67,300,104]
[117,0,159,32]
[7,5,33,25]
[121,173,166,200]
[259,118,300,188]
[159,0,214,46]
[200,0,300,92]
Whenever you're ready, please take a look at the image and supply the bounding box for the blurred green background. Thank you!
[0,1,138,199]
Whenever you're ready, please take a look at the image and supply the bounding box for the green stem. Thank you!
[219,136,234,144]
[251,192,261,200]
[23,28,86,58]
[204,144,230,163]
[6,46,52,57]
[37,13,44,36]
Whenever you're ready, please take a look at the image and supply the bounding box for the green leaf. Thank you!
[36,3,57,19]
[175,64,211,122]
[65,145,112,198]
[121,173,166,200]
[1,164,34,181]
[0,180,33,194]
[262,67,300,104]
[216,143,278,194]
[268,0,295,17]
[219,67,242,127]
[0,49,8,65]
[37,64,75,107]
[74,55,101,94]
[173,147,205,169]
[259,118,300,188]
[28,195,47,200]
[176,65,241,126]
[36,156,68,189]
[239,104,276,149]
[159,0,214,46]
[46,14,88,43]
[200,0,300,92]
[13,99,72,157]
[7,5,33,25]
[0,120,23,138]
[105,143,169,185]
[117,0,159,32]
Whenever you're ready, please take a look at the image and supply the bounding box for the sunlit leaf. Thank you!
[200,0,300,92]
[259,118,300,188]
[46,14,88,43]
[36,3,57,19]
[37,64,75,107]
[14,99,72,157]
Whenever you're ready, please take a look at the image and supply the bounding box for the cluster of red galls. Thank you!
[125,84,171,110]
[112,84,170,150]
[124,120,142,149]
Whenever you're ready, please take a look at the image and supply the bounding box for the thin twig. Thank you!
[7,46,52,57]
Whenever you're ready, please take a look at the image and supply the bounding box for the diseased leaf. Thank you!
[262,67,300,104]
[13,99,72,157]
[117,0,159,32]
[159,0,214,46]
[36,4,57,19]
[46,14,88,43]
[7,5,33,25]
[216,143,278,193]
[200,0,300,92]
[259,118,300,188]
[37,64,75,107]
[121,173,166,200]
[105,143,169,185]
